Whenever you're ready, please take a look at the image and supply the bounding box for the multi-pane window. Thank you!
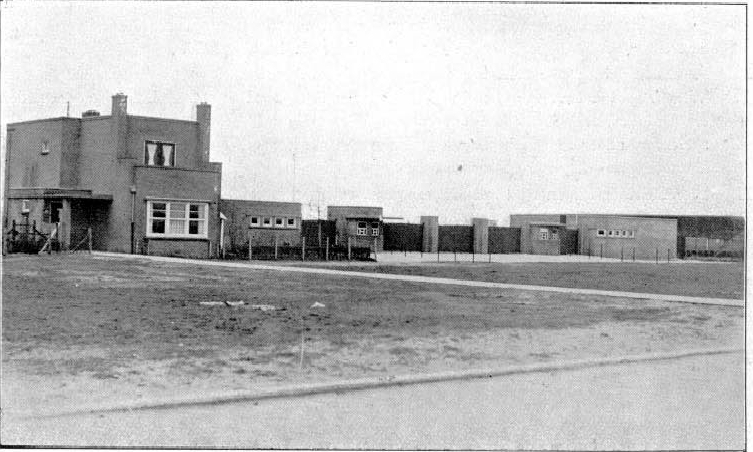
[371,222,379,236]
[357,222,367,236]
[538,228,548,241]
[144,140,176,167]
[550,229,559,241]
[147,201,207,238]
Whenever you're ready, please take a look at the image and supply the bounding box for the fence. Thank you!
[226,237,374,261]
[4,218,93,255]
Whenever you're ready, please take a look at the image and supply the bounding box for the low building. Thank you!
[220,199,302,251]
[327,206,383,250]
[510,213,678,260]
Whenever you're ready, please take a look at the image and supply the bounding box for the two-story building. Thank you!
[4,94,223,258]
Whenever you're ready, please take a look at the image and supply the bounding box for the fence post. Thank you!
[632,247,635,262]
[621,246,623,262]
[437,246,440,262]
[87,228,93,253]
[667,248,670,262]
[374,238,378,262]
[404,246,407,257]
[248,240,253,260]
[488,252,491,263]
[655,248,659,264]
[472,248,475,263]
[347,237,351,261]
[302,237,306,261]
[326,237,330,261]
[600,244,603,259]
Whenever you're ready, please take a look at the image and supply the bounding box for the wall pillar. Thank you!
[421,216,439,252]
[472,217,489,255]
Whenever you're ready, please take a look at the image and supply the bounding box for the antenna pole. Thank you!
[66,102,70,117]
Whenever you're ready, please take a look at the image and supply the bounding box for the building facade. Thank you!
[220,199,302,251]
[327,206,383,250]
[4,94,222,258]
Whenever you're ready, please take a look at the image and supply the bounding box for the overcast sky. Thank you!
[1,2,745,224]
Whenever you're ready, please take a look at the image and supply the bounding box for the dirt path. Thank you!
[97,252,744,306]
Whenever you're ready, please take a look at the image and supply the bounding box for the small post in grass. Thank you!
[621,246,624,262]
[325,237,330,261]
[437,247,440,262]
[488,252,491,263]
[600,244,603,259]
[667,248,670,262]
[299,332,304,370]
[632,247,635,262]
[274,237,278,260]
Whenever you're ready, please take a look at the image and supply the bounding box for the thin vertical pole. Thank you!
[248,240,253,260]
[600,244,603,259]
[302,237,306,261]
[374,237,378,262]
[488,252,491,263]
[454,249,457,262]
[299,331,304,370]
[326,237,330,261]
[347,237,351,261]
[621,246,623,262]
[667,248,670,262]
[656,248,659,264]
[632,248,635,262]
[274,236,278,260]
[87,227,92,253]
[437,246,440,262]
[472,248,475,263]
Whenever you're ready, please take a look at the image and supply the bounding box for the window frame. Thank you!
[371,222,380,236]
[144,139,177,167]
[597,229,606,237]
[262,217,272,228]
[357,221,367,236]
[538,228,549,241]
[250,217,260,227]
[286,218,297,229]
[274,217,285,228]
[146,200,208,239]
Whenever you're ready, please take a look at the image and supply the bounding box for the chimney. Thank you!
[196,102,211,162]
[111,93,129,159]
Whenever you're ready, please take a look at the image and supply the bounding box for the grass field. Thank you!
[2,254,744,415]
[294,261,745,299]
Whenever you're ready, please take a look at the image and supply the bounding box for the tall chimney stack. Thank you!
[111,93,128,159]
[196,102,211,162]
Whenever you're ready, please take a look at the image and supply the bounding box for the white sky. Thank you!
[1,2,745,224]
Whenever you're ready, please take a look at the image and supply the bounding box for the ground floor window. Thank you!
[43,200,63,223]
[147,201,208,238]
[357,222,367,235]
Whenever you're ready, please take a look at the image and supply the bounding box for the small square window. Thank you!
[538,228,548,241]
[287,218,296,228]
[40,140,50,155]
[262,217,272,228]
[371,222,379,236]
[357,221,367,236]
[597,229,606,237]
[275,218,284,228]
[250,217,259,227]
[608,230,613,237]
[550,230,559,241]
[629,230,635,238]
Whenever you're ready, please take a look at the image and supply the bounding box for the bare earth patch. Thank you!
[1,254,744,416]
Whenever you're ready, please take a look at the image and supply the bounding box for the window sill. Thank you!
[145,236,209,241]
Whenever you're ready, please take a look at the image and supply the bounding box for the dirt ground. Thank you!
[1,254,744,416]
[290,260,744,299]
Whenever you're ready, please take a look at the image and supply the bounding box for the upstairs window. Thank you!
[144,140,176,167]
[287,218,297,229]
[371,222,380,236]
[250,217,260,227]
[40,140,50,155]
[597,229,606,236]
[262,217,272,228]
[274,218,284,228]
